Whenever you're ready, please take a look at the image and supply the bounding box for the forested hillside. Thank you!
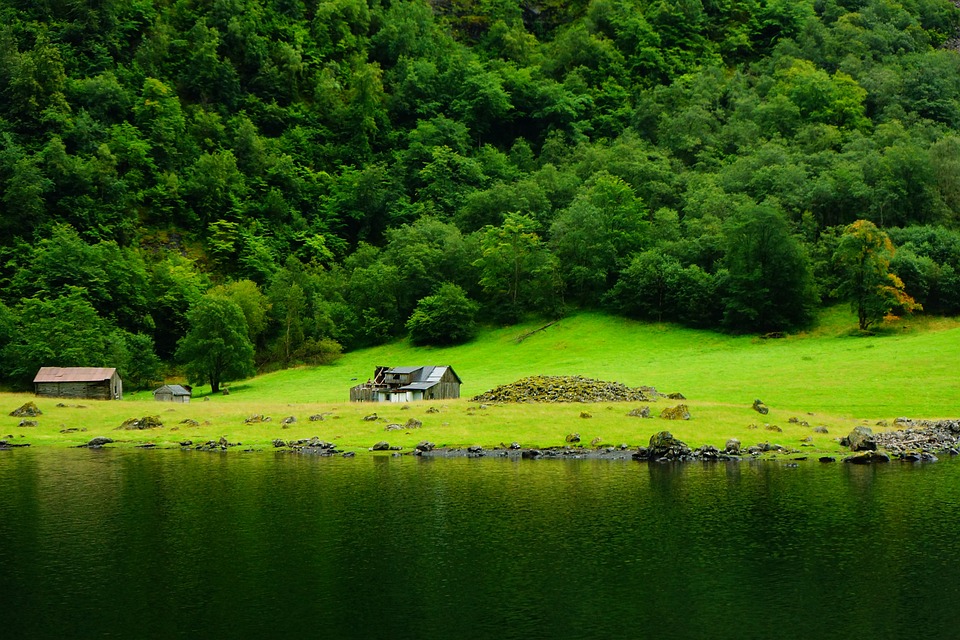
[2,0,960,390]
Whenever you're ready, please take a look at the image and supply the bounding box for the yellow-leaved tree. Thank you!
[833,220,921,331]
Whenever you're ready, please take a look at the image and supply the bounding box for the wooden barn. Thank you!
[350,366,462,402]
[153,384,192,403]
[34,367,123,400]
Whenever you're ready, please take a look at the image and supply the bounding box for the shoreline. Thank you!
[6,420,955,466]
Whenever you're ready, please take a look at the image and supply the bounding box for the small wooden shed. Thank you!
[154,384,192,403]
[350,366,462,402]
[34,367,123,400]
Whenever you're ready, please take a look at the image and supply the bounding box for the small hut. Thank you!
[153,384,192,403]
[350,366,461,402]
[33,367,123,400]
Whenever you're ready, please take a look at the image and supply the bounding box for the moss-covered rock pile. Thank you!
[471,376,658,403]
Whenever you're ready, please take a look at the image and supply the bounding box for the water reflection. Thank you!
[2,450,960,639]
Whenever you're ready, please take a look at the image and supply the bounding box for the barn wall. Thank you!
[36,381,112,400]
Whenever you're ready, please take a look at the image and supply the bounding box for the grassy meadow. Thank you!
[4,307,960,456]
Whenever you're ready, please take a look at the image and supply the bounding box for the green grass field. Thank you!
[5,307,960,455]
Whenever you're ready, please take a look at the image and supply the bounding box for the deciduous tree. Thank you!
[175,294,255,393]
[834,219,921,331]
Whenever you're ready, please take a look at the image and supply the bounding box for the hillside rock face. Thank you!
[471,376,659,403]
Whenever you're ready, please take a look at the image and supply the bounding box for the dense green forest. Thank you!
[2,0,960,390]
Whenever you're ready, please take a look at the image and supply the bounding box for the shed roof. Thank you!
[154,384,191,396]
[396,382,438,391]
[34,367,117,383]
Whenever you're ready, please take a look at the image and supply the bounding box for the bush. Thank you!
[406,283,479,346]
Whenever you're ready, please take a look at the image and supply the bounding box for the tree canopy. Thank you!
[0,0,959,387]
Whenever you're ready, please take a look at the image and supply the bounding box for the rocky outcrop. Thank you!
[472,376,659,403]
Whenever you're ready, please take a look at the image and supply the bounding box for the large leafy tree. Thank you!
[406,283,479,346]
[2,288,111,387]
[834,220,921,331]
[175,294,255,393]
[474,212,561,321]
[722,204,818,332]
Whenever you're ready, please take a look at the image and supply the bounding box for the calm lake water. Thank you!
[2,449,959,639]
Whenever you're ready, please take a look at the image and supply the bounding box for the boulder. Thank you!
[18,420,37,427]
[10,402,42,417]
[521,449,542,459]
[844,451,890,464]
[842,426,877,451]
[281,416,296,425]
[579,411,592,419]
[660,404,691,420]
[119,416,163,430]
[813,426,829,434]
[565,433,581,443]
[415,441,435,452]
[86,436,114,448]
[724,438,741,454]
[404,418,422,429]
[371,441,390,451]
[647,431,692,460]
[363,413,379,422]
[627,406,651,418]
[752,399,769,415]
[631,447,650,460]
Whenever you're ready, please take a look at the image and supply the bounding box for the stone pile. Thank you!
[471,376,659,404]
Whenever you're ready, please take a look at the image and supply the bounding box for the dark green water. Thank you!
[2,450,959,639]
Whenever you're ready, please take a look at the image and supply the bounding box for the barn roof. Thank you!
[154,384,191,396]
[385,365,461,384]
[34,367,117,383]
